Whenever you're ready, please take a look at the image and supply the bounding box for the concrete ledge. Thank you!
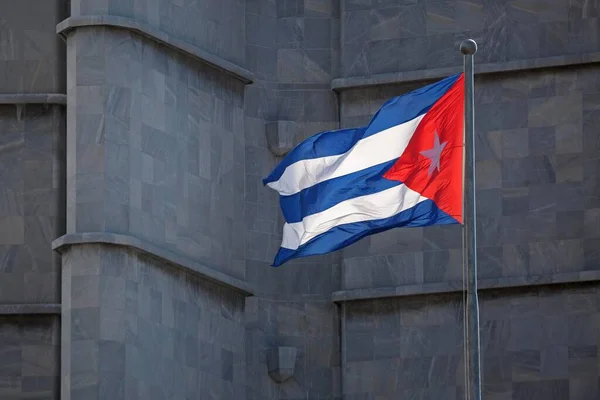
[0,304,61,315]
[331,52,600,90]
[52,232,253,296]
[332,270,600,302]
[56,15,255,85]
[0,93,67,105]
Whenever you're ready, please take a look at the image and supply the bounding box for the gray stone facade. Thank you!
[344,283,600,399]
[0,0,598,399]
[60,244,246,399]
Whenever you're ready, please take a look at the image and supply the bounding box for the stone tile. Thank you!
[370,6,400,41]
[456,0,485,32]
[541,345,568,379]
[422,249,462,283]
[556,182,585,211]
[304,18,332,49]
[501,187,528,216]
[422,225,462,251]
[569,377,600,399]
[425,0,460,35]
[0,316,59,398]
[502,128,529,158]
[368,39,400,75]
[341,42,371,76]
[502,157,529,188]
[0,216,24,244]
[343,10,371,45]
[475,159,502,189]
[584,208,600,238]
[71,308,101,341]
[529,94,582,129]
[478,246,503,279]
[556,153,584,183]
[345,0,373,11]
[556,211,584,240]
[529,126,556,156]
[510,349,541,382]
[397,36,428,71]
[277,0,305,17]
[305,0,334,16]
[583,178,600,209]
[277,18,304,49]
[277,49,305,82]
[513,380,569,399]
[426,33,459,69]
[305,49,332,82]
[304,90,337,122]
[527,155,557,186]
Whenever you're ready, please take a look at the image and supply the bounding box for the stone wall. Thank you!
[65,27,246,279]
[340,67,600,289]
[0,0,67,93]
[0,316,61,399]
[0,0,599,399]
[340,0,599,76]
[0,105,65,305]
[60,244,246,399]
[245,298,341,400]
[343,283,600,399]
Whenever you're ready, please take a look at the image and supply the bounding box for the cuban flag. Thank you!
[263,73,465,267]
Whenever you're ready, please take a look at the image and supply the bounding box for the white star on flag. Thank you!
[420,131,448,177]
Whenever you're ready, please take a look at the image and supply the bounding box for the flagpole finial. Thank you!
[460,39,477,55]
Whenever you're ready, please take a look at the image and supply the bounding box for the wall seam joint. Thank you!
[56,15,255,84]
[52,232,254,296]
[332,270,600,302]
[331,52,600,90]
[0,304,61,315]
[0,94,67,105]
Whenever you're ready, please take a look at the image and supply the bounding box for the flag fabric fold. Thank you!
[263,73,465,267]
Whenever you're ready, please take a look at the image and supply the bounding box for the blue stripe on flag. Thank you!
[279,159,401,223]
[262,127,364,186]
[272,199,458,267]
[263,73,462,187]
[364,73,461,137]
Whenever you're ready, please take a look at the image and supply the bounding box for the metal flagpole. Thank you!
[460,39,482,400]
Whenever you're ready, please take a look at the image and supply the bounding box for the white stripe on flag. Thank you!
[266,114,425,196]
[280,184,428,250]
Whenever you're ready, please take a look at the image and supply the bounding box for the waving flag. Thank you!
[263,73,465,267]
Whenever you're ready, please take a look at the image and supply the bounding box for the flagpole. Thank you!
[460,39,482,400]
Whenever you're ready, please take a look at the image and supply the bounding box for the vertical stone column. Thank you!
[56,0,254,398]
